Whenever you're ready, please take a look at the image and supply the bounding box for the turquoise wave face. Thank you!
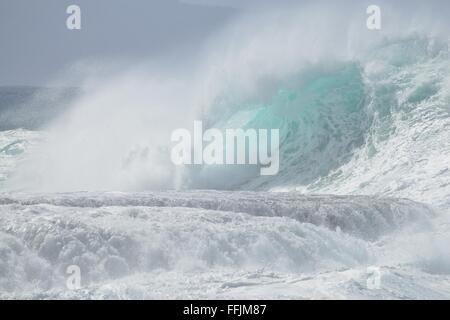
[193,63,369,189]
[247,63,368,186]
[191,36,450,198]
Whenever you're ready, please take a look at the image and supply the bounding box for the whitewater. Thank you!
[1,2,450,299]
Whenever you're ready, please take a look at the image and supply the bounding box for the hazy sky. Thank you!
[0,0,238,86]
[1,0,450,86]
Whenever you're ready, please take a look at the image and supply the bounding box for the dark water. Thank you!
[0,86,80,130]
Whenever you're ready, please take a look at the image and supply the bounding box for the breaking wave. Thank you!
[3,36,450,209]
[0,1,449,299]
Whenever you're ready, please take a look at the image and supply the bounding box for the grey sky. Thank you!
[1,0,450,86]
[0,0,236,86]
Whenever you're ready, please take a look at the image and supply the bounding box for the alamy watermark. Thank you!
[171,121,280,176]
[65,5,381,31]
[66,5,81,30]
[66,264,81,290]
[367,5,381,30]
